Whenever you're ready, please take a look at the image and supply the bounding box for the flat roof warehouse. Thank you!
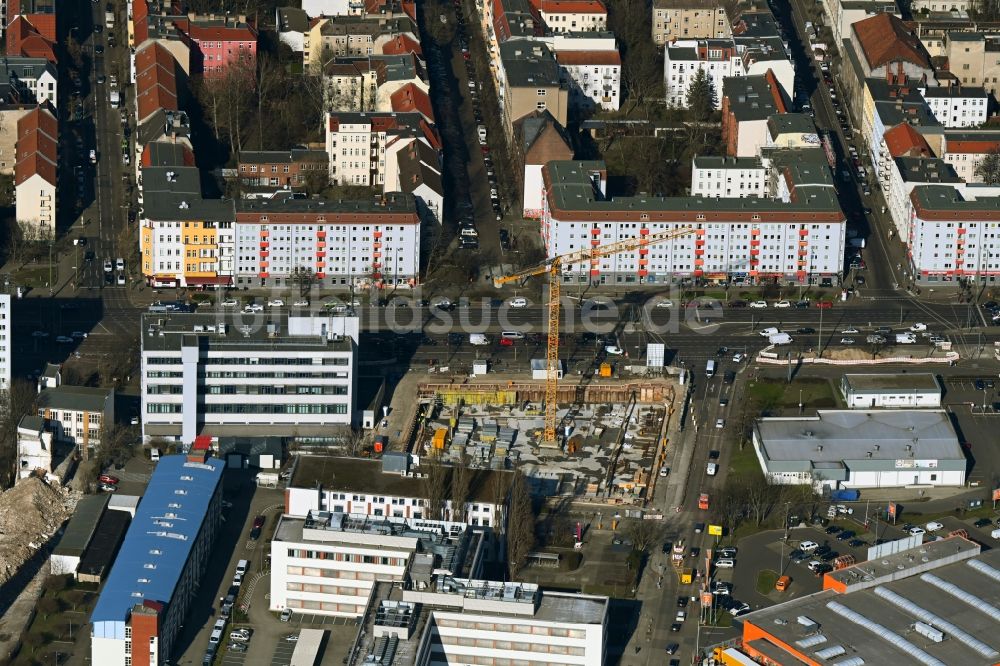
[90,456,223,636]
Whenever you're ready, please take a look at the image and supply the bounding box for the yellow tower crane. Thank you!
[493,226,698,444]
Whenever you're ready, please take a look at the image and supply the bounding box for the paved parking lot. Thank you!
[269,637,296,666]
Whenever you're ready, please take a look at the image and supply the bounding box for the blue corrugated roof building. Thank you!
[91,455,223,648]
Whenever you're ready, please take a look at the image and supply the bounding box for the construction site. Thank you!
[381,374,684,507]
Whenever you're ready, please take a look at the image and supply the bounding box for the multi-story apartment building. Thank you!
[91,454,224,666]
[303,16,415,72]
[552,35,621,111]
[135,40,179,127]
[237,149,329,190]
[270,510,484,618]
[907,184,1000,283]
[944,32,1000,103]
[37,383,114,458]
[302,0,366,16]
[664,28,793,111]
[14,104,56,239]
[139,173,421,289]
[0,56,56,108]
[651,0,729,46]
[691,156,768,198]
[539,160,846,286]
[819,0,898,48]
[921,85,989,128]
[180,16,258,78]
[533,0,607,33]
[233,193,421,288]
[325,111,439,186]
[940,130,1000,182]
[322,57,385,111]
[285,455,511,528]
[720,72,788,157]
[140,314,359,444]
[138,164,236,289]
[0,294,9,393]
[497,41,569,138]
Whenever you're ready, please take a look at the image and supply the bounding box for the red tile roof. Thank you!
[883,122,931,158]
[186,22,257,43]
[135,42,179,123]
[764,69,787,113]
[133,0,150,44]
[5,16,56,62]
[19,13,55,42]
[382,34,422,57]
[538,0,606,13]
[15,106,57,187]
[390,83,434,124]
[141,142,195,167]
[852,13,930,70]
[946,139,1000,154]
[554,49,620,66]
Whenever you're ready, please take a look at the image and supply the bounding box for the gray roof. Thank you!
[18,414,45,431]
[911,184,1000,213]
[236,191,416,215]
[41,363,59,379]
[842,373,942,394]
[141,166,236,222]
[37,385,112,413]
[923,85,989,98]
[54,494,110,557]
[545,160,843,214]
[742,544,1000,666]
[895,156,961,184]
[754,410,965,471]
[723,74,783,122]
[499,41,562,88]
[397,144,443,196]
[767,113,816,136]
[138,109,191,149]
[693,156,763,169]
[140,313,354,354]
[277,7,308,33]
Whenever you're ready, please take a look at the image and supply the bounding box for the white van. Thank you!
[706,360,716,377]
[150,447,160,462]
[209,628,223,645]
[706,463,718,476]
[500,331,525,340]
[469,333,490,345]
[235,559,248,577]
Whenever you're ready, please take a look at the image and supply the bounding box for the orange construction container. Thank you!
[599,362,612,377]
[432,428,448,450]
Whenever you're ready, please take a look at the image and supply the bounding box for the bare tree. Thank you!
[420,458,450,521]
[0,379,38,487]
[291,267,316,298]
[506,470,535,579]
[449,453,473,523]
[622,517,667,554]
[743,473,782,527]
[975,150,1000,186]
[712,478,748,534]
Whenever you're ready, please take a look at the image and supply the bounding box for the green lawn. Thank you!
[13,265,55,289]
[728,443,759,477]
[755,569,779,595]
[747,377,840,413]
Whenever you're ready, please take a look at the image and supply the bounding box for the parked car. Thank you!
[99,474,119,485]
[749,300,767,308]
[714,558,735,568]
[925,521,944,532]
[280,608,293,622]
[250,515,265,540]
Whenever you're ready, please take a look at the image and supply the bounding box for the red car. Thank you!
[499,337,514,346]
[816,301,833,309]
[99,474,120,485]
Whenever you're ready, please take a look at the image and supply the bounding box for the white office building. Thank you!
[140,313,359,445]
[541,161,846,286]
[753,410,967,489]
[840,374,943,409]
[286,454,510,528]
[921,86,989,128]
[663,39,740,108]
[270,510,483,618]
[273,509,610,666]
